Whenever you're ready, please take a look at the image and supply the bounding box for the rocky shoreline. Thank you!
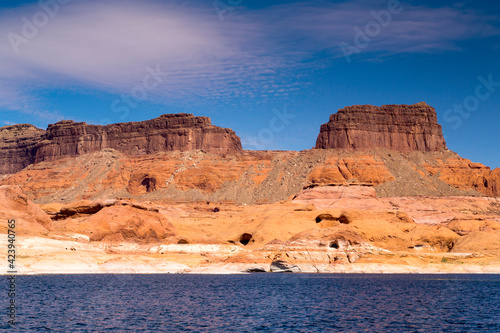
[1,105,499,275]
[4,237,499,275]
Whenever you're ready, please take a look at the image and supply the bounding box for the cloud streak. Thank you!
[0,80,63,125]
[244,1,499,60]
[0,0,498,122]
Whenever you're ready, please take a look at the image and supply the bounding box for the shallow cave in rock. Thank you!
[329,240,339,249]
[338,215,349,224]
[315,213,350,224]
[239,233,253,246]
[141,176,157,192]
[315,214,335,223]
[177,239,189,244]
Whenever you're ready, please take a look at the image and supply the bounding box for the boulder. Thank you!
[270,259,301,273]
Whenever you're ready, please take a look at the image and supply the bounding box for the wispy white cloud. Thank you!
[0,0,498,122]
[242,0,499,59]
[0,0,298,114]
[0,80,63,124]
[1,120,18,126]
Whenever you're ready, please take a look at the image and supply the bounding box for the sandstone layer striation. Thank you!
[1,102,499,274]
[2,185,499,274]
[315,102,447,152]
[0,114,242,174]
[2,149,499,204]
[0,124,45,174]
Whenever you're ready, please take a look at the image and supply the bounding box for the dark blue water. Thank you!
[2,274,499,332]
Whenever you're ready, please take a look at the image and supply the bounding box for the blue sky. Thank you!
[0,0,499,168]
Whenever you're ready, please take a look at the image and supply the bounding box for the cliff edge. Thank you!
[0,113,242,174]
[315,102,447,152]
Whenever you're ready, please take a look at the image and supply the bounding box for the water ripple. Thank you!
[7,274,500,332]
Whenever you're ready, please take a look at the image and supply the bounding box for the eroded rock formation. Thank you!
[3,149,499,204]
[0,185,53,234]
[0,114,242,174]
[0,124,45,174]
[315,102,447,152]
[3,184,499,274]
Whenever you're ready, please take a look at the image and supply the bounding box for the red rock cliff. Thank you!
[0,114,242,174]
[0,124,45,174]
[315,102,447,152]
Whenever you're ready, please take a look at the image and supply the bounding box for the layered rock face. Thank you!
[3,149,499,205]
[315,102,447,152]
[35,113,241,163]
[3,184,500,274]
[0,124,45,174]
[0,114,242,174]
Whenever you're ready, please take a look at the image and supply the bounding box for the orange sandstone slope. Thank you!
[2,185,498,274]
[1,148,498,204]
[0,103,500,273]
[1,103,498,203]
[0,185,52,235]
[1,103,500,273]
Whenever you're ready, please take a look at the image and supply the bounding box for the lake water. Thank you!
[3,274,499,332]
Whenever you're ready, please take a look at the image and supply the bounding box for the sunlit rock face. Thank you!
[0,113,242,174]
[315,102,447,152]
[0,124,45,174]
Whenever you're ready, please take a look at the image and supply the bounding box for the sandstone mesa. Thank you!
[1,103,499,274]
[315,102,446,152]
[0,113,241,175]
